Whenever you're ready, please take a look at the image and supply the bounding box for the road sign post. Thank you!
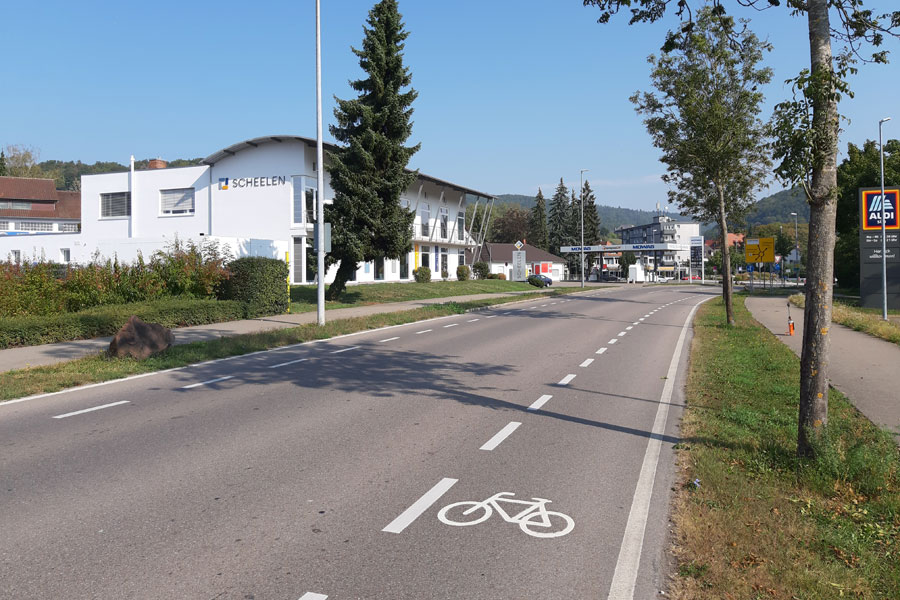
[512,250,527,281]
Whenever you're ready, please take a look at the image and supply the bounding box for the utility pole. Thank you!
[879,117,892,321]
[580,169,589,288]
[315,0,326,325]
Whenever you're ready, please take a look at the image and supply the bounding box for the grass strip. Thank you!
[790,294,900,347]
[0,290,565,402]
[670,295,900,599]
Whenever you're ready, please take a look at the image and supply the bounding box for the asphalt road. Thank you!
[0,285,716,599]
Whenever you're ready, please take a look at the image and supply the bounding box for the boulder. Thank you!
[108,316,174,359]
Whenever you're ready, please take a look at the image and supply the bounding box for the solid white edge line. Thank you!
[52,400,130,419]
[181,375,233,389]
[382,477,458,534]
[606,296,712,600]
[558,374,576,385]
[596,347,608,355]
[479,421,522,451]
[379,336,400,343]
[268,358,308,369]
[580,358,594,368]
[299,593,328,600]
[330,345,360,354]
[527,394,552,411]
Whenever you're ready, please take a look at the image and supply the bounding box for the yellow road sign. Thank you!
[745,237,775,263]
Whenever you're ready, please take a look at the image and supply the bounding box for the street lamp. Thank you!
[879,117,892,321]
[315,0,326,325]
[790,211,799,289]
[580,168,589,288]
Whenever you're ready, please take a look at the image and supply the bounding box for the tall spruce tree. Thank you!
[582,180,600,245]
[325,0,418,299]
[527,188,549,250]
[565,188,582,276]
[547,178,569,257]
[0,151,7,176]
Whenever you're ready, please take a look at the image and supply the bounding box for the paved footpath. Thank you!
[0,283,620,374]
[746,295,900,442]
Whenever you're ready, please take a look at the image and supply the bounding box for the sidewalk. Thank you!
[745,295,900,442]
[0,283,616,374]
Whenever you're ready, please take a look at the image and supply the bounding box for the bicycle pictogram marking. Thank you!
[437,492,574,538]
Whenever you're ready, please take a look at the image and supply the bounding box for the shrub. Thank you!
[413,266,432,283]
[497,273,506,280]
[440,269,449,279]
[221,257,289,318]
[456,265,470,281]
[472,261,490,280]
[150,238,231,298]
[527,275,546,288]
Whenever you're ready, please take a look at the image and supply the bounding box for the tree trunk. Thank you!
[325,258,357,301]
[717,184,735,326]
[798,0,838,458]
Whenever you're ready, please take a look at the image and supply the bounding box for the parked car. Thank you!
[680,275,702,280]
[535,274,552,286]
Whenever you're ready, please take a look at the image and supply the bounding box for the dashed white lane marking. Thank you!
[383,477,458,534]
[479,421,522,451]
[485,315,497,319]
[416,329,433,334]
[550,302,557,305]
[580,358,594,368]
[467,318,480,322]
[181,376,234,389]
[618,331,627,337]
[528,394,553,411]
[607,297,712,600]
[529,306,538,309]
[299,592,328,600]
[639,318,645,321]
[540,304,548,307]
[609,339,618,345]
[644,315,650,318]
[596,347,608,355]
[501,312,511,315]
[632,322,639,325]
[379,336,400,343]
[443,323,459,328]
[53,400,130,419]
[268,358,308,369]
[558,374,577,385]
[330,346,360,354]
[626,326,633,331]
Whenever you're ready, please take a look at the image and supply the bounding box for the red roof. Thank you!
[0,177,80,220]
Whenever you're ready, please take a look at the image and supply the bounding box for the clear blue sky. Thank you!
[2,0,898,211]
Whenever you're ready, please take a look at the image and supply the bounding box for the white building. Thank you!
[615,214,700,277]
[0,135,494,284]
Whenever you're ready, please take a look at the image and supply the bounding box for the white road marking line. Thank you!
[330,346,360,354]
[580,358,594,368]
[528,394,552,411]
[268,358,308,369]
[540,304,548,307]
[443,323,459,328]
[485,315,497,319]
[607,296,712,600]
[416,329,432,334]
[379,336,400,343]
[299,593,328,600]
[529,306,538,309]
[626,326,633,331]
[181,376,234,389]
[53,401,130,419]
[383,478,458,534]
[558,374,576,385]
[550,302,557,305]
[596,347,608,355]
[632,322,639,325]
[644,315,650,318]
[467,318,480,322]
[618,331,627,337]
[480,421,522,451]
[639,318,645,321]
[609,339,618,344]
[501,312,511,315]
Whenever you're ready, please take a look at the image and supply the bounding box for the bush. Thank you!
[456,265,470,281]
[472,261,490,280]
[440,269,449,279]
[0,298,245,349]
[527,275,546,288]
[221,257,289,318]
[413,266,431,283]
[497,273,506,280]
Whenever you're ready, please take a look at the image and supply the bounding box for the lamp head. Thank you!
[880,117,892,125]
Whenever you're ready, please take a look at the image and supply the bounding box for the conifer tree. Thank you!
[565,188,582,276]
[582,180,600,245]
[325,0,418,299]
[0,151,7,176]
[547,178,569,257]
[527,188,549,250]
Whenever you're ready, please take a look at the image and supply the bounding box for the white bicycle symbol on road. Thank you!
[437,492,575,538]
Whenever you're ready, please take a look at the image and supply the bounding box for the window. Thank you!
[458,248,465,266]
[60,248,71,263]
[100,192,131,218]
[160,188,195,215]
[440,207,448,238]
[374,258,385,280]
[420,247,430,272]
[457,214,465,240]
[10,250,20,264]
[292,176,317,224]
[0,221,8,230]
[440,248,448,275]
[18,221,53,232]
[421,203,430,237]
[60,223,79,232]
[306,184,317,223]
[400,252,409,279]
[0,201,31,210]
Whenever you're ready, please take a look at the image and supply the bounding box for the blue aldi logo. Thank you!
[218,178,229,190]
[861,188,899,231]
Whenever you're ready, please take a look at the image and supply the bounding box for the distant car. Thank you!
[535,274,552,286]
[681,275,702,280]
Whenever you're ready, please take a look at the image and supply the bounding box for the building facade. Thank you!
[616,214,700,276]
[0,136,493,284]
[0,177,81,263]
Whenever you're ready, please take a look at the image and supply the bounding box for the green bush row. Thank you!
[0,298,246,349]
[223,257,289,318]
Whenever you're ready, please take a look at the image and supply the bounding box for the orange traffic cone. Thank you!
[788,317,795,336]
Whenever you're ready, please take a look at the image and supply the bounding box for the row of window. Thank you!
[4,248,70,264]
[100,188,197,219]
[0,220,80,232]
[0,201,31,210]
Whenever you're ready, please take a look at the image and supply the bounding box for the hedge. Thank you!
[413,266,432,283]
[0,298,245,349]
[221,257,289,318]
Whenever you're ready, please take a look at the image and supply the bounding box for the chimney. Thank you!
[148,158,167,170]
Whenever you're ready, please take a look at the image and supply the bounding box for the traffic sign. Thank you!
[745,237,774,263]
[514,240,524,250]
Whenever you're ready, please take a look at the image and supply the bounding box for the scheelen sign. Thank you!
[218,176,288,191]
[861,188,899,231]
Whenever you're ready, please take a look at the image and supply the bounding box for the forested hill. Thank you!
[745,187,810,225]
[37,158,204,191]
[497,194,688,231]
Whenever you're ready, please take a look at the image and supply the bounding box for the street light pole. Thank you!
[315,0,326,325]
[580,169,589,288]
[879,117,892,321]
[790,211,799,289]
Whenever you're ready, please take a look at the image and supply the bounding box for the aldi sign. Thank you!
[861,188,899,230]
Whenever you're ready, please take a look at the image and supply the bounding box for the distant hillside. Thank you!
[746,187,809,225]
[37,157,204,191]
[497,194,689,231]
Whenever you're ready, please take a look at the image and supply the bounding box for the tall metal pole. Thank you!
[879,117,892,321]
[580,169,589,288]
[791,211,799,289]
[315,0,326,325]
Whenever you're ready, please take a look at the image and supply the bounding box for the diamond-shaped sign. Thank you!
[514,240,524,250]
